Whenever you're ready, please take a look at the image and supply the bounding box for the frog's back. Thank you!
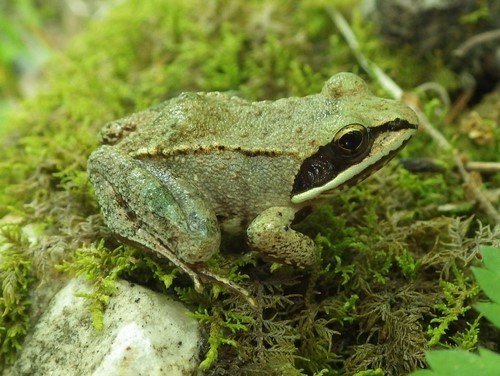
[112,91,331,159]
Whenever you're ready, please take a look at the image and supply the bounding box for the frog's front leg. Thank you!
[246,206,317,267]
[87,145,221,292]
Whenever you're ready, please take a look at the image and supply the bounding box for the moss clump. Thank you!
[0,225,34,368]
[411,246,500,376]
[1,0,499,374]
[56,241,178,331]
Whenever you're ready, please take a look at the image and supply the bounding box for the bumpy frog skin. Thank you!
[87,73,418,292]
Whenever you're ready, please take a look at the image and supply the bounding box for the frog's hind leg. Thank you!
[87,145,221,292]
[196,267,256,306]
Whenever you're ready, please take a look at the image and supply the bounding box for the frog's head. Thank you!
[291,72,418,204]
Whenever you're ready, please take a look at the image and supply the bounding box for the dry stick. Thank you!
[327,6,403,100]
[327,6,500,226]
[453,29,500,58]
[465,162,500,174]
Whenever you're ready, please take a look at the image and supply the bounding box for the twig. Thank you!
[445,73,476,124]
[465,162,500,174]
[327,6,403,100]
[454,29,500,58]
[327,6,500,226]
[415,82,451,110]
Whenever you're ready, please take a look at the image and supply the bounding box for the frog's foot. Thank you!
[196,266,256,307]
[247,206,316,268]
[139,235,206,292]
[123,233,257,305]
[132,236,254,304]
[137,236,254,303]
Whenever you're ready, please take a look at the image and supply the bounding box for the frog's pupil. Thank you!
[339,131,363,151]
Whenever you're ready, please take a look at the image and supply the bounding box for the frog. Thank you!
[87,72,418,296]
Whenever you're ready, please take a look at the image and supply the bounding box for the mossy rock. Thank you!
[1,1,499,374]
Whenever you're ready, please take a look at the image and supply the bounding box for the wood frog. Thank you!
[87,72,418,293]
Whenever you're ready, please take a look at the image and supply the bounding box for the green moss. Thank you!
[0,225,34,368]
[1,0,499,374]
[56,241,178,330]
[426,263,480,347]
[411,246,500,376]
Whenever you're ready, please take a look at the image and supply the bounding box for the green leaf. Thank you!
[474,302,500,328]
[471,267,500,303]
[479,246,500,271]
[411,348,500,376]
[472,246,500,321]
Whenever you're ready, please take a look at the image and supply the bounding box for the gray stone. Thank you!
[5,279,201,376]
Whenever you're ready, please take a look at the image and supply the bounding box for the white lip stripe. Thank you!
[291,131,413,204]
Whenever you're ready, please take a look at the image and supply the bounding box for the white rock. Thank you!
[5,279,201,376]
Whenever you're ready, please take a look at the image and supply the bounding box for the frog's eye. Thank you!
[291,123,373,196]
[332,124,370,157]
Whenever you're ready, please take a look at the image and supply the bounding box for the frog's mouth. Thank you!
[291,119,417,204]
